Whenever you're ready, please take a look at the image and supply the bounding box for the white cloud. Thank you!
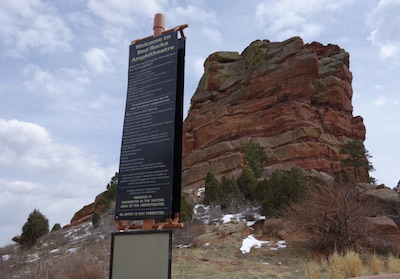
[87,0,167,26]
[23,64,90,97]
[169,4,218,24]
[374,95,387,106]
[0,118,115,245]
[83,48,111,73]
[0,0,73,57]
[102,27,125,45]
[373,95,399,107]
[255,0,352,40]
[201,27,222,45]
[367,0,400,61]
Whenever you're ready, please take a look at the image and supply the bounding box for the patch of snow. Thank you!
[197,187,205,197]
[270,241,286,251]
[67,247,79,254]
[49,249,60,254]
[222,213,243,223]
[240,235,268,254]
[240,235,287,254]
[204,243,210,247]
[175,244,193,249]
[25,253,40,263]
[260,260,269,265]
[2,254,11,261]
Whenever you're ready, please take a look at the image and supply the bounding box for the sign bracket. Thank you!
[131,24,188,45]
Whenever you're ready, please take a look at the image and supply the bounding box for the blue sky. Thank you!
[0,0,399,247]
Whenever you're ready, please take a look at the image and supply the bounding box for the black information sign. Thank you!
[115,30,184,220]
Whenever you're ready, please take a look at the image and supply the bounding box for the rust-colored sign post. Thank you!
[153,13,165,36]
[142,13,165,231]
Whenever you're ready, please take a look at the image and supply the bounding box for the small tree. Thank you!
[180,195,194,223]
[220,176,244,210]
[203,172,222,205]
[257,168,310,217]
[51,223,62,232]
[340,139,374,182]
[102,172,118,208]
[237,168,258,201]
[20,209,49,249]
[244,139,267,178]
[92,212,101,228]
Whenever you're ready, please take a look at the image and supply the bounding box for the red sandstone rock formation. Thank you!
[182,37,367,189]
[69,191,107,226]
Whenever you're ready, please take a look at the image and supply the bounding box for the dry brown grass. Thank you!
[329,251,345,279]
[343,249,363,277]
[0,227,110,279]
[304,261,322,279]
[387,253,400,273]
[369,253,384,275]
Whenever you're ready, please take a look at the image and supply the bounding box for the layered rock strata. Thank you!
[182,37,366,188]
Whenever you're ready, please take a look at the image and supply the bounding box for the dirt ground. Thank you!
[172,235,323,279]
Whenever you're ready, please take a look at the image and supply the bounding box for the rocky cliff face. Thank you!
[182,37,366,189]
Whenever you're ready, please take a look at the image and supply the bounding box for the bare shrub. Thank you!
[263,218,285,238]
[27,256,54,279]
[283,182,378,255]
[41,230,69,249]
[206,204,224,225]
[173,220,204,247]
[65,261,104,279]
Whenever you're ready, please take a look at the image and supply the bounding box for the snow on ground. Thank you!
[2,254,11,261]
[67,247,79,254]
[240,235,286,254]
[24,253,40,263]
[193,204,265,226]
[197,188,205,197]
[240,235,269,254]
[193,204,281,255]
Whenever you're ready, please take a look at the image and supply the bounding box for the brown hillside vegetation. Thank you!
[2,209,400,279]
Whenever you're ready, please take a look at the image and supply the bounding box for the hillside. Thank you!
[3,205,400,279]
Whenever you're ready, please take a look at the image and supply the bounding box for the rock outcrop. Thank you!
[182,37,366,189]
[68,191,107,227]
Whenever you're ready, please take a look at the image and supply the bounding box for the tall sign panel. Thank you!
[115,30,184,221]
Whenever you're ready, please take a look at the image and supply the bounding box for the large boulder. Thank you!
[183,37,367,188]
[363,216,400,254]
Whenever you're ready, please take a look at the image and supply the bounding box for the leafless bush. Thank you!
[40,230,69,249]
[283,182,379,255]
[64,258,105,279]
[173,220,205,247]
[263,217,286,238]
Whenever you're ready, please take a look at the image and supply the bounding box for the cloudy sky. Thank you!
[0,0,399,246]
